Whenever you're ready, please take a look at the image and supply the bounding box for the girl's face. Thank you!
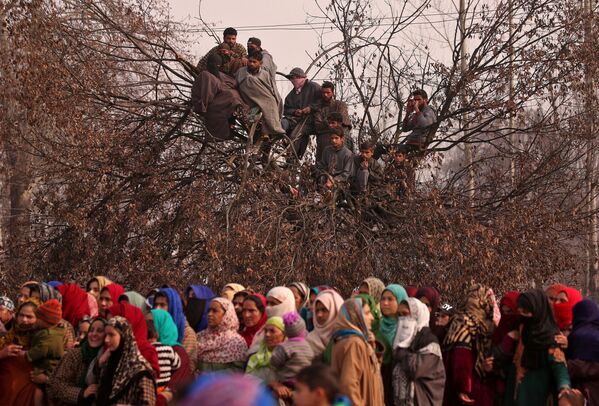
[380,291,399,317]
[87,320,106,348]
[207,301,225,328]
[104,325,121,351]
[88,280,100,299]
[242,299,262,328]
[314,300,330,326]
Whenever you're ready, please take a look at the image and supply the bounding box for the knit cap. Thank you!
[282,311,306,338]
[265,316,285,333]
[35,298,62,327]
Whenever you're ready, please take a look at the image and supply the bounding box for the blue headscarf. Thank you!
[47,281,63,288]
[156,287,186,343]
[568,299,599,362]
[185,285,216,332]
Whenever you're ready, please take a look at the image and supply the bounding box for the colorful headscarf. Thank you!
[332,297,371,341]
[362,277,385,303]
[185,285,216,332]
[57,283,91,327]
[155,287,186,343]
[265,287,296,318]
[568,299,599,362]
[379,284,408,346]
[180,373,276,406]
[356,293,382,333]
[37,282,63,303]
[151,309,179,346]
[306,290,344,355]
[444,283,495,377]
[197,298,248,363]
[96,316,154,405]
[245,317,285,374]
[0,296,15,312]
[241,294,268,349]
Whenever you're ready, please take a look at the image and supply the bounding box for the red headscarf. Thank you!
[552,286,583,330]
[239,293,267,347]
[545,284,568,301]
[405,286,418,297]
[102,283,125,304]
[492,291,520,344]
[56,283,91,327]
[108,301,160,377]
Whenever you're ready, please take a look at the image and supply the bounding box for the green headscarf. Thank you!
[379,284,408,346]
[246,317,285,374]
[151,309,179,346]
[79,317,107,387]
[356,293,381,333]
[123,291,148,314]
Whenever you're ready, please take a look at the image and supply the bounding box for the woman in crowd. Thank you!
[246,316,286,382]
[379,284,408,406]
[306,289,344,358]
[47,317,107,405]
[443,283,496,406]
[393,297,445,405]
[265,286,296,318]
[56,283,91,329]
[122,291,149,314]
[330,297,384,406]
[416,286,441,325]
[108,301,160,377]
[241,293,268,353]
[567,299,599,404]
[95,316,156,405]
[196,297,248,372]
[153,287,197,364]
[221,283,245,301]
[358,277,385,304]
[184,284,215,333]
[98,283,125,316]
[504,289,571,405]
[0,298,42,405]
[288,282,310,328]
[85,276,113,300]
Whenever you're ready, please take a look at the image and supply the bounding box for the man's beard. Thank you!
[248,65,259,74]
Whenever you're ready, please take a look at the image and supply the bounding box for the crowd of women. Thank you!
[0,276,597,406]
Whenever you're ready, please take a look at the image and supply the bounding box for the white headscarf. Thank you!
[393,298,430,349]
[306,290,344,355]
[265,287,296,318]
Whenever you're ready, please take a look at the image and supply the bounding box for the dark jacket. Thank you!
[402,104,436,146]
[316,145,355,184]
[283,80,322,118]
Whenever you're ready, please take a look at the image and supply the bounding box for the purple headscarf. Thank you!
[568,299,599,362]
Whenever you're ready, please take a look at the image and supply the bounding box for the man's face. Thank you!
[247,42,259,55]
[360,148,374,161]
[224,34,236,47]
[247,57,261,74]
[322,87,334,103]
[330,134,344,150]
[413,94,426,109]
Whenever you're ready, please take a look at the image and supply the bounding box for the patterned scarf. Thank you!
[363,277,386,303]
[96,316,154,406]
[197,298,248,363]
[444,283,494,377]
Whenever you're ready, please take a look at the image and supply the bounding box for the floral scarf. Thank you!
[96,316,154,405]
[197,298,248,363]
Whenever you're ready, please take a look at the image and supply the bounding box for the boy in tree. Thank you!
[352,141,384,195]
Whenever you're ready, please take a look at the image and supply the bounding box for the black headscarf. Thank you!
[517,289,560,369]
